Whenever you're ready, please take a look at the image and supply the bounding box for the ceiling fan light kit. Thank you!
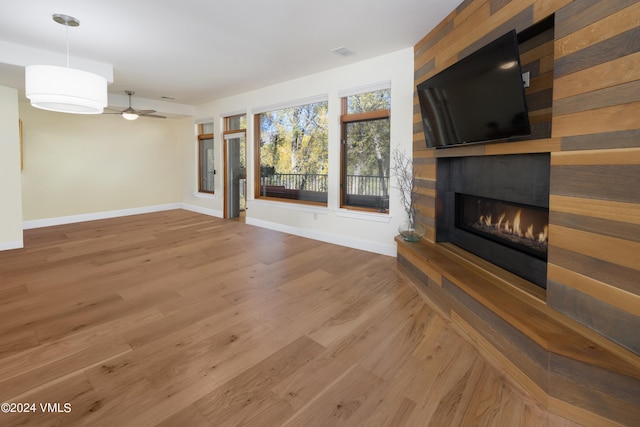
[25,14,108,115]
[122,111,139,121]
[103,90,166,120]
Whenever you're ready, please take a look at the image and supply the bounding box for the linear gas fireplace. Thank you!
[457,194,549,259]
[436,153,550,288]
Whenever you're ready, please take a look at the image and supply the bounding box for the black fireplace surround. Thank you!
[436,153,550,288]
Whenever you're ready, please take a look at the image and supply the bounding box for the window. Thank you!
[224,114,247,217]
[198,122,214,193]
[341,89,391,211]
[225,114,246,132]
[255,100,328,204]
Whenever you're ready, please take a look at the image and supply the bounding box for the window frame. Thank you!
[340,93,391,212]
[223,114,247,217]
[197,123,215,194]
[224,114,247,132]
[253,100,329,206]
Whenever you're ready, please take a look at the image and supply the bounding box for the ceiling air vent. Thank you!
[331,46,355,57]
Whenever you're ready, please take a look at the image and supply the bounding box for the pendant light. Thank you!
[25,14,108,114]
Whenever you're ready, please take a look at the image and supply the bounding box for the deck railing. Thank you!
[259,173,389,196]
[260,173,328,192]
[345,174,389,196]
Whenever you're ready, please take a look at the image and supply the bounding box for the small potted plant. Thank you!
[392,149,425,242]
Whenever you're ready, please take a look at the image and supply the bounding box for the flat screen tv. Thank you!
[417,30,531,149]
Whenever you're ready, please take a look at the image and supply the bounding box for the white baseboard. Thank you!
[22,203,182,230]
[179,203,223,218]
[0,240,24,251]
[246,217,396,257]
[19,203,395,257]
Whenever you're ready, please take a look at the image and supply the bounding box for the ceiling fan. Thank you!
[104,91,166,120]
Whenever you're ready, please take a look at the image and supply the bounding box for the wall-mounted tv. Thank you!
[417,30,531,149]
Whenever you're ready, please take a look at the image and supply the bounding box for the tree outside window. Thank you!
[256,101,328,204]
[341,89,391,211]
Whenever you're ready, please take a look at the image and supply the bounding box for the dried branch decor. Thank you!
[392,149,423,241]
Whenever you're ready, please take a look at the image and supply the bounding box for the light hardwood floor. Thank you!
[0,210,581,426]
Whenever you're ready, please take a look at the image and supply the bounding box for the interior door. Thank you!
[224,132,246,219]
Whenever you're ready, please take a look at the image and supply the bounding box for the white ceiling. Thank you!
[0,0,459,113]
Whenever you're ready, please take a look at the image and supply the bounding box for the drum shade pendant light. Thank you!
[25,14,108,114]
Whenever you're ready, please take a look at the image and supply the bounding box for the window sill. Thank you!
[249,199,329,214]
[335,208,392,223]
[193,192,215,199]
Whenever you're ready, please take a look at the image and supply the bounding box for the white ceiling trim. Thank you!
[337,80,392,98]
[0,41,114,83]
[220,109,248,119]
[194,117,214,125]
[252,94,328,115]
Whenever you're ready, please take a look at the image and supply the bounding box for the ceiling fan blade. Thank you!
[102,92,166,118]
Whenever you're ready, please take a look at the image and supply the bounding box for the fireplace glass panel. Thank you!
[456,193,548,260]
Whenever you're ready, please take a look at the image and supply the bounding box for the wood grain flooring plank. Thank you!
[307,277,401,347]
[281,364,385,427]
[0,210,587,426]
[194,335,323,426]
[271,284,422,412]
[404,336,480,426]
[0,336,131,402]
[0,308,161,382]
[155,404,212,427]
[0,372,99,427]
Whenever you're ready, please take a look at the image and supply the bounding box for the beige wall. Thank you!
[20,103,182,222]
[6,48,415,256]
[177,116,216,215]
[0,86,23,249]
[185,48,415,255]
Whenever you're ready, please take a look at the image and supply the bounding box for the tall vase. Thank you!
[399,208,425,242]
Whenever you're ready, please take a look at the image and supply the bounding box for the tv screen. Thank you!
[417,30,531,148]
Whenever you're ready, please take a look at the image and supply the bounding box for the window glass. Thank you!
[341,89,391,211]
[346,89,391,113]
[224,115,247,215]
[257,101,328,204]
[226,115,246,131]
[198,123,214,193]
[200,122,214,134]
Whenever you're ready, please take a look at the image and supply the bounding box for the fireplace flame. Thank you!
[538,225,548,242]
[476,208,548,243]
[496,213,505,230]
[525,224,535,240]
[466,195,549,256]
[513,210,522,237]
[481,214,493,227]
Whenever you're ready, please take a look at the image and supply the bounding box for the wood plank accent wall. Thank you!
[547,0,640,356]
[407,0,640,425]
